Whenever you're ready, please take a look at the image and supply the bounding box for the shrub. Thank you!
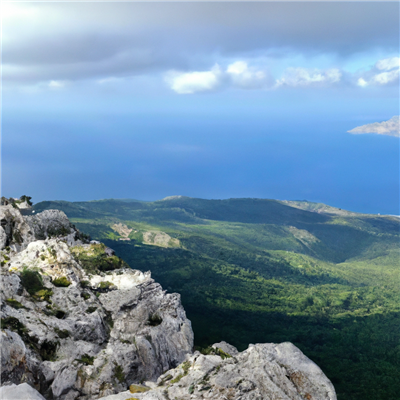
[54,327,70,339]
[52,276,72,287]
[199,346,232,359]
[98,281,114,291]
[33,289,53,302]
[70,243,128,275]
[86,306,97,314]
[39,340,59,361]
[80,280,90,288]
[81,292,90,300]
[20,195,33,206]
[1,316,28,336]
[113,363,125,383]
[20,268,45,295]
[76,354,95,365]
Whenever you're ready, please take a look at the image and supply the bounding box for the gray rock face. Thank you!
[0,383,46,400]
[0,204,35,251]
[25,210,87,246]
[113,342,336,400]
[1,206,194,399]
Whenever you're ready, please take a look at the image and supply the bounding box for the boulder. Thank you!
[0,383,46,400]
[125,342,337,400]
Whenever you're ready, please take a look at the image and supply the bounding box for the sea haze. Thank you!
[2,99,399,215]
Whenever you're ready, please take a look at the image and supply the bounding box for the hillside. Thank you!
[0,199,336,400]
[33,196,400,400]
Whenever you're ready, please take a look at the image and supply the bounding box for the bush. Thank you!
[33,289,53,302]
[52,276,72,287]
[113,363,125,383]
[98,281,114,290]
[20,268,44,295]
[1,316,27,336]
[76,354,95,365]
[81,292,90,300]
[54,327,70,338]
[20,195,33,206]
[39,340,59,361]
[70,243,128,275]
[80,280,90,288]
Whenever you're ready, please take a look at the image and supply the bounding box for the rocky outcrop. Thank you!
[1,205,194,399]
[97,341,336,400]
[1,202,336,400]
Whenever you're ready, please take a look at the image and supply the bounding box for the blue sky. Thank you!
[1,2,399,214]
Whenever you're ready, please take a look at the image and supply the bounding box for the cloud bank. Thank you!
[357,57,399,87]
[164,55,398,94]
[348,116,400,137]
[2,2,399,86]
[276,68,341,87]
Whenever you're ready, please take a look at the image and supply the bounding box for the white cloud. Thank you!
[48,80,67,89]
[356,56,399,87]
[357,78,368,87]
[348,116,399,137]
[165,65,222,94]
[164,55,400,94]
[226,61,269,89]
[376,57,399,71]
[276,67,341,87]
[371,69,399,85]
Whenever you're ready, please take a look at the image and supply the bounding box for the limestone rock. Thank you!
[25,210,72,239]
[0,383,46,400]
[1,206,194,399]
[0,204,35,252]
[125,342,337,400]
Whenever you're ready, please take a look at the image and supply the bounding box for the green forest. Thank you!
[33,197,400,400]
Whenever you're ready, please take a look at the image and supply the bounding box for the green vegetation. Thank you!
[20,195,33,206]
[129,384,150,394]
[1,316,28,336]
[76,354,95,365]
[20,268,45,295]
[39,340,59,361]
[52,276,72,287]
[200,346,232,359]
[5,298,26,309]
[34,289,53,302]
[98,281,114,290]
[113,363,125,383]
[70,243,128,275]
[81,292,91,300]
[54,327,70,338]
[33,197,400,400]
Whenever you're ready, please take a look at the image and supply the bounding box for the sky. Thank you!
[1,1,399,215]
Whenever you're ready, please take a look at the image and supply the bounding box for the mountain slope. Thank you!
[33,196,400,400]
